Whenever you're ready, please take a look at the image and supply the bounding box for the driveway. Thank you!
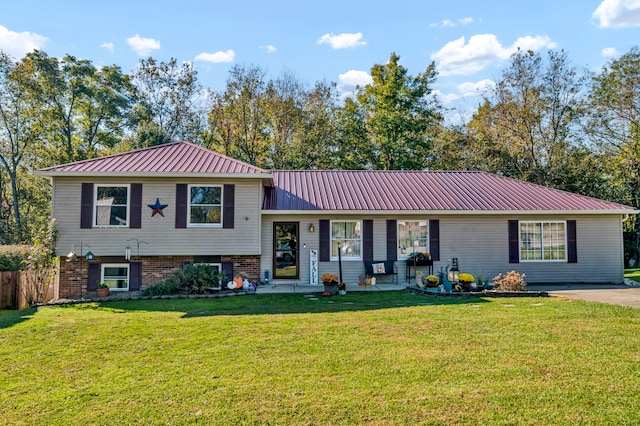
[528,284,640,308]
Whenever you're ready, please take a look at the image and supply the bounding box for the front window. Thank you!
[101,264,130,291]
[189,185,222,226]
[331,221,361,260]
[520,221,566,261]
[95,185,129,226]
[398,220,429,259]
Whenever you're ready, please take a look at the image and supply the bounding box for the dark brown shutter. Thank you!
[363,220,373,261]
[386,220,397,261]
[175,184,187,228]
[567,220,577,263]
[80,183,94,229]
[129,262,142,291]
[508,220,519,263]
[429,220,440,261]
[223,184,235,229]
[222,262,233,281]
[87,262,100,291]
[319,219,330,261]
[130,183,142,229]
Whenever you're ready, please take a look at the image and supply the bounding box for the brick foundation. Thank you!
[57,255,261,298]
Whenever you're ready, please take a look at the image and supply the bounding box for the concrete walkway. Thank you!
[527,284,640,308]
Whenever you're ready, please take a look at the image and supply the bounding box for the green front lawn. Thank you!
[625,268,640,282]
[1,292,639,425]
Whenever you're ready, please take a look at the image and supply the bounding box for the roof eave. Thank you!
[261,209,639,215]
[34,171,274,179]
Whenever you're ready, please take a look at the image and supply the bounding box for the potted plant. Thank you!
[423,274,440,288]
[321,273,339,295]
[97,282,110,297]
[458,273,475,291]
[338,282,347,295]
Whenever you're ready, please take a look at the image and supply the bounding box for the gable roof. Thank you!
[36,141,272,179]
[263,170,636,214]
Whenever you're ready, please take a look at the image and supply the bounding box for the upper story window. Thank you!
[331,220,361,260]
[189,185,222,226]
[398,220,429,259]
[95,185,129,227]
[520,221,566,261]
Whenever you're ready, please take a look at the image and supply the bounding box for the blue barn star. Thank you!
[148,198,168,217]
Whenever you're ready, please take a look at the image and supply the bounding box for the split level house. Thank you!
[35,141,637,298]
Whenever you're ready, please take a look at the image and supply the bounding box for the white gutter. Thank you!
[261,209,640,216]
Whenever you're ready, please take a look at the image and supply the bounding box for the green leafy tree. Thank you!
[585,47,640,266]
[131,57,204,147]
[343,53,441,170]
[467,49,604,194]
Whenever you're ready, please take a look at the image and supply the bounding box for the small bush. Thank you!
[0,245,32,271]
[492,271,527,291]
[141,280,181,296]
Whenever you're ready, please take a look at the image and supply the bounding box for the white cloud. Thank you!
[431,33,556,76]
[459,17,474,25]
[592,0,640,28]
[457,79,496,96]
[194,50,235,63]
[317,32,366,49]
[101,42,114,54]
[337,70,372,95]
[432,90,461,105]
[431,17,475,28]
[126,34,160,56]
[441,20,455,28]
[602,47,620,57]
[0,25,47,57]
[260,45,277,53]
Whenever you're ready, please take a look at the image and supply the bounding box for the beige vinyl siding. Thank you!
[261,214,626,286]
[53,177,263,257]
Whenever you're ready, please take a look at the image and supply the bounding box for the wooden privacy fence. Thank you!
[0,270,55,310]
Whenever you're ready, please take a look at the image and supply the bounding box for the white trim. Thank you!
[93,184,130,228]
[101,263,130,291]
[187,184,223,227]
[330,220,362,261]
[519,220,567,262]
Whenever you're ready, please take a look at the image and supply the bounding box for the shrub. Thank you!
[141,280,181,296]
[141,264,226,296]
[492,271,527,291]
[0,245,32,271]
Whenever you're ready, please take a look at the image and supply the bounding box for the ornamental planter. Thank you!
[323,284,338,295]
[96,287,110,297]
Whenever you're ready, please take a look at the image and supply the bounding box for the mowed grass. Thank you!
[1,292,639,425]
[625,268,640,282]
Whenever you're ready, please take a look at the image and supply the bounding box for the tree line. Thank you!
[0,48,638,265]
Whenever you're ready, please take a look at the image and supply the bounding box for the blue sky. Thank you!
[2,0,640,122]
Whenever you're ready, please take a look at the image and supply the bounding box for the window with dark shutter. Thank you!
[87,262,100,290]
[81,183,94,229]
[508,220,519,263]
[363,220,373,261]
[175,184,187,228]
[129,262,142,291]
[567,220,577,263]
[386,220,397,261]
[222,262,233,281]
[223,184,235,229]
[429,220,440,261]
[319,219,330,262]
[130,184,142,229]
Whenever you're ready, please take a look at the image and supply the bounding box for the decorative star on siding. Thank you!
[148,198,168,217]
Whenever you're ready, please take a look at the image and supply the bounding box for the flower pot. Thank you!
[323,284,338,295]
[338,289,347,295]
[97,287,110,297]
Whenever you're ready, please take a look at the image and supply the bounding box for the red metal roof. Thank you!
[263,170,634,212]
[37,141,270,176]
